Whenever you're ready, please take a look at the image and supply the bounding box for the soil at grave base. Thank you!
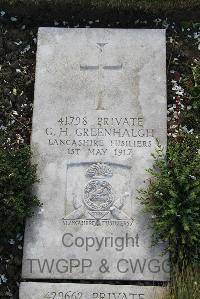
[0,7,199,299]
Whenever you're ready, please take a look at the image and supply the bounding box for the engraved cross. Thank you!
[80,43,123,110]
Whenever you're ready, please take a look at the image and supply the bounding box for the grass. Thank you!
[158,266,200,299]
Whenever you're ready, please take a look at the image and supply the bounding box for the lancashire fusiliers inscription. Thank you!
[21,28,168,281]
[46,116,154,156]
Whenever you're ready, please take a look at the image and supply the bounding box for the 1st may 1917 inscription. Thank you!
[46,116,154,156]
[21,28,168,284]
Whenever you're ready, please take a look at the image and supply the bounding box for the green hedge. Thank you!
[1,0,200,12]
[0,144,40,241]
[138,135,200,266]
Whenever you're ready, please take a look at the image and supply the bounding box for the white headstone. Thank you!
[20,282,167,299]
[22,28,168,281]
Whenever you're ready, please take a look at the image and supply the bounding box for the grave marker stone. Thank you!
[20,282,166,299]
[21,29,168,286]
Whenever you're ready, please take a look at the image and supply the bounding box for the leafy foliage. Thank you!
[1,0,200,11]
[0,144,40,241]
[181,64,200,133]
[138,134,200,266]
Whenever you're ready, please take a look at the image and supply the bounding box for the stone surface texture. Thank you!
[19,282,166,299]
[22,28,168,280]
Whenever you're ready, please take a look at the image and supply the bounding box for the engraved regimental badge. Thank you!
[65,163,132,222]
